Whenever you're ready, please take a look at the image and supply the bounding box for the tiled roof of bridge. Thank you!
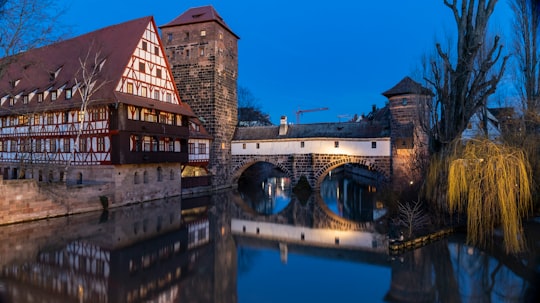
[233,121,390,141]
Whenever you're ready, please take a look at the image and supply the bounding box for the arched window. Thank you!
[77,172,83,185]
[169,169,175,180]
[157,167,163,182]
[134,172,140,184]
[143,171,148,184]
[38,170,43,182]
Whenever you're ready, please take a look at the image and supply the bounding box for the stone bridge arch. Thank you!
[231,154,391,189]
[313,155,390,189]
[230,155,294,186]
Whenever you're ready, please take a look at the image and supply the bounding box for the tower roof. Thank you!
[160,5,239,39]
[382,76,432,98]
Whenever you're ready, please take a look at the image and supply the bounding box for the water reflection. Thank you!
[320,166,385,222]
[237,162,292,215]
[0,190,538,303]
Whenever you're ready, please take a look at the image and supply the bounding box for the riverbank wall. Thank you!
[0,176,114,225]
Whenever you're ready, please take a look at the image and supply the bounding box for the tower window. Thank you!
[401,98,408,105]
[300,141,305,148]
[199,47,205,56]
[256,143,260,149]
[200,30,206,37]
[371,141,377,149]
[334,141,339,148]
[167,33,173,42]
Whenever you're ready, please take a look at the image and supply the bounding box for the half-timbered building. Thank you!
[0,16,207,204]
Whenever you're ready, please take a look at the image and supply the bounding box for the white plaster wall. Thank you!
[231,219,383,250]
[231,138,391,157]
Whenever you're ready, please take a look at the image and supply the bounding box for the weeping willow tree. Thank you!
[436,139,532,253]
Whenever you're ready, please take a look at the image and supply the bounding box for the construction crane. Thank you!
[295,107,328,124]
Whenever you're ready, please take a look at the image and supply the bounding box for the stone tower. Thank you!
[160,6,239,189]
[382,77,432,191]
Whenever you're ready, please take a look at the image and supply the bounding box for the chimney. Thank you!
[279,116,288,135]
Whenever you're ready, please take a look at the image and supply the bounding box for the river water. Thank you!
[0,168,538,302]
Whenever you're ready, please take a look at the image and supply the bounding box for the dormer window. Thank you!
[9,79,20,88]
[23,95,28,104]
[37,93,43,103]
[51,90,57,101]
[65,88,72,100]
[49,67,62,82]
[8,97,14,107]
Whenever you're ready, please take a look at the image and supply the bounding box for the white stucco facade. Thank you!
[231,137,391,157]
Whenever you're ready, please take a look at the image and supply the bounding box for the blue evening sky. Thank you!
[58,0,513,124]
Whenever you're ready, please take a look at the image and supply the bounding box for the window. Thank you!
[51,90,57,101]
[198,143,206,154]
[8,97,14,107]
[127,82,134,94]
[371,141,377,149]
[186,49,190,58]
[199,47,205,56]
[50,139,57,152]
[166,93,172,103]
[23,95,28,104]
[142,41,147,51]
[200,30,206,37]
[47,113,54,124]
[143,171,148,184]
[33,114,39,125]
[97,137,105,152]
[334,141,339,148]
[154,91,160,101]
[185,31,189,40]
[139,62,146,73]
[256,143,260,149]
[35,139,42,152]
[141,86,147,97]
[157,167,163,182]
[156,68,162,78]
[63,138,70,152]
[401,98,408,105]
[242,143,246,149]
[37,93,43,102]
[154,46,159,55]
[219,32,223,40]
[10,140,17,152]
[79,138,87,152]
[168,139,174,152]
[188,143,195,154]
[134,172,140,184]
[65,89,72,100]
[167,33,173,42]
[300,141,305,148]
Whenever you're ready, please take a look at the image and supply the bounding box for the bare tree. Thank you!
[65,46,109,176]
[396,199,430,239]
[237,85,272,126]
[424,0,508,152]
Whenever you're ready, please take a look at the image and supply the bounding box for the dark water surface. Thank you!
[0,171,538,302]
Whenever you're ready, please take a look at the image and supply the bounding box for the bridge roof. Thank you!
[233,121,390,141]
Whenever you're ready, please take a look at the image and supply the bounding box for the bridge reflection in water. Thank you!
[0,188,538,302]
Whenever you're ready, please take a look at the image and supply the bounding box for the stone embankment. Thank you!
[0,176,113,225]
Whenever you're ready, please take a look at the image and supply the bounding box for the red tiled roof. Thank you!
[0,16,195,117]
[160,5,239,39]
[382,76,433,98]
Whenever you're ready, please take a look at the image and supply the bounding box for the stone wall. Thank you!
[231,153,391,189]
[162,20,238,189]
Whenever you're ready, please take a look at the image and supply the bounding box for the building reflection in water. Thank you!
[0,195,238,303]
